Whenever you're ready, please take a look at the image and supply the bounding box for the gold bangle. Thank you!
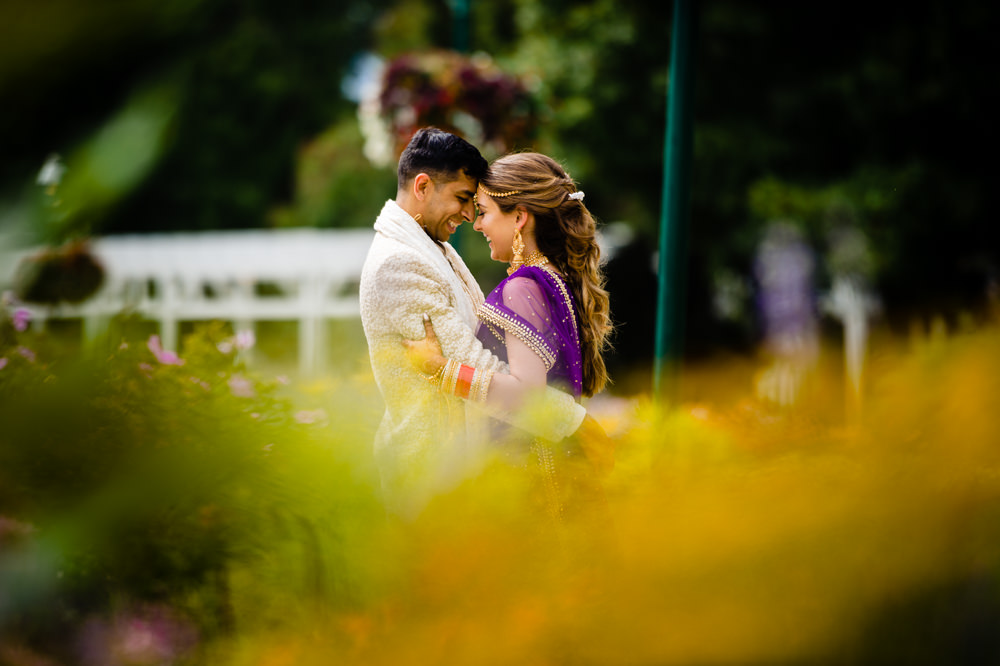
[423,364,445,384]
[440,359,460,395]
[471,366,493,403]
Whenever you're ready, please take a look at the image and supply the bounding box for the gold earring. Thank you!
[508,227,526,276]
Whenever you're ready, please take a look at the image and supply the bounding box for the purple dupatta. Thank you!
[475,265,583,400]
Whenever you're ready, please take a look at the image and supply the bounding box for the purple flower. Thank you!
[12,308,30,332]
[0,357,7,371]
[16,346,35,363]
[147,335,185,366]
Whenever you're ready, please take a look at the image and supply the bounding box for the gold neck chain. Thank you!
[523,251,549,267]
[508,251,549,275]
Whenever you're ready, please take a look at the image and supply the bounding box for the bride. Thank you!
[405,152,613,515]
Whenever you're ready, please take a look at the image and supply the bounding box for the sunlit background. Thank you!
[1,1,997,664]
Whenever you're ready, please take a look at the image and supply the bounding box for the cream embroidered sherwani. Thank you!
[360,200,585,517]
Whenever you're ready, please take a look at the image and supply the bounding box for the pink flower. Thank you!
[294,408,328,425]
[189,376,211,391]
[17,346,35,363]
[0,515,35,543]
[0,357,7,371]
[227,374,255,398]
[12,308,30,332]
[76,603,198,665]
[234,330,255,351]
[147,335,184,366]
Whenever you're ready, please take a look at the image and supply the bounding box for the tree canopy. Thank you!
[1,0,994,358]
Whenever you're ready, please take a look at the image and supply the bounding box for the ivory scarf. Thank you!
[373,199,483,327]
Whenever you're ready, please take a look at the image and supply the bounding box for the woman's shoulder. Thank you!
[497,269,553,302]
[505,265,565,290]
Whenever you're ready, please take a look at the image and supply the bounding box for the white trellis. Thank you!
[1,228,375,376]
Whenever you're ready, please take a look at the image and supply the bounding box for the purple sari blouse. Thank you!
[475,265,583,400]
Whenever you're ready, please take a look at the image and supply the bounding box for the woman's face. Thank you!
[473,191,520,263]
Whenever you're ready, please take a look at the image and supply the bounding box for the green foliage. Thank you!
[43,81,179,241]
[0,316,384,657]
[1,0,393,237]
[103,0,392,234]
[272,119,397,229]
[2,0,993,350]
[465,0,993,338]
[373,0,444,57]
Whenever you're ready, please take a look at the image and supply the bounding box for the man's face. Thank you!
[421,172,477,243]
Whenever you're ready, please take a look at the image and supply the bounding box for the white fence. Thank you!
[1,228,375,375]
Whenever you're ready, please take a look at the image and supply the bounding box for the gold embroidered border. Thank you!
[484,321,505,345]
[536,266,580,344]
[477,302,557,370]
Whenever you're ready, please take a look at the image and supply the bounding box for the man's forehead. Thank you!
[446,173,476,195]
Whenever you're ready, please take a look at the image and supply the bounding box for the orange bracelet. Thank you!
[455,363,475,399]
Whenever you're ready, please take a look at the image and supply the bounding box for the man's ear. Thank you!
[413,173,432,201]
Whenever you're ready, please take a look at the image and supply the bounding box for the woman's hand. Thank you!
[402,314,446,376]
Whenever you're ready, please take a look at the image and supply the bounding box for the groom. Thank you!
[359,128,591,517]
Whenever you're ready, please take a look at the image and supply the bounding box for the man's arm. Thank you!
[377,252,585,440]
[374,253,502,372]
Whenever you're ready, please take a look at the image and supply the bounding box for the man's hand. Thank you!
[402,314,447,376]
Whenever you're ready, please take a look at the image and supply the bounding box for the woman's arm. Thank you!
[483,330,548,412]
[404,275,586,439]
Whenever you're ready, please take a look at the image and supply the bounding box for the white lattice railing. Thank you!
[1,228,375,376]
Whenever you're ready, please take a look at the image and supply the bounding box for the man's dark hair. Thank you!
[397,127,488,189]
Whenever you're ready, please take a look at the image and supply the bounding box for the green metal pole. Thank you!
[451,0,470,251]
[653,0,695,403]
[451,0,470,53]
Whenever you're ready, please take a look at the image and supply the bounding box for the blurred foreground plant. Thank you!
[3,309,1000,665]
[210,320,1000,666]
[0,318,383,664]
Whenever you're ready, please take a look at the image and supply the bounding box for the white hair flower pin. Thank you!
[568,191,585,201]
